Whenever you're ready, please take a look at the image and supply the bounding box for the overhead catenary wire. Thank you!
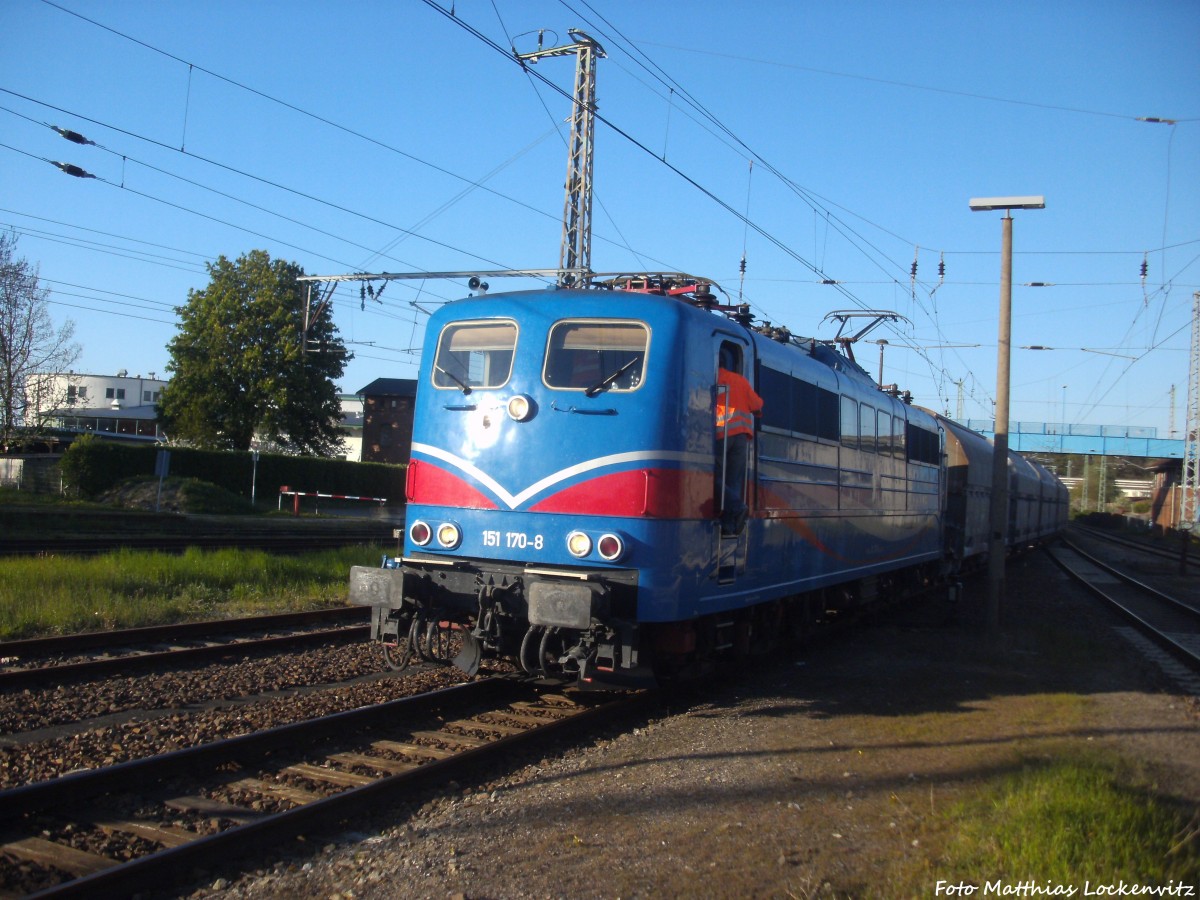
[0,99,517,279]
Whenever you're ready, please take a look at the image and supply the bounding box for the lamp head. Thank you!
[969,196,1045,211]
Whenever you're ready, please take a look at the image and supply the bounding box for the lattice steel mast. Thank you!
[1182,290,1200,530]
[516,30,606,285]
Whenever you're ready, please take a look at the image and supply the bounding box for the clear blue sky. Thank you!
[2,0,1197,434]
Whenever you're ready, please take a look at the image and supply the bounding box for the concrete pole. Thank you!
[987,213,1013,633]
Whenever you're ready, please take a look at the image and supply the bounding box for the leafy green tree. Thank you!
[0,232,80,451]
[160,250,349,455]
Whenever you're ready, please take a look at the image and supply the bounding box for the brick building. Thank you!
[358,378,418,464]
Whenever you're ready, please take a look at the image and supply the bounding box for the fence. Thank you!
[0,456,63,493]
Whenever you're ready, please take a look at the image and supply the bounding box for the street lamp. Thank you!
[969,195,1046,632]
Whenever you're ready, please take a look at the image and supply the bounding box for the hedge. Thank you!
[60,435,407,505]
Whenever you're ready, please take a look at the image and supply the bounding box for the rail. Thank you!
[1047,539,1200,675]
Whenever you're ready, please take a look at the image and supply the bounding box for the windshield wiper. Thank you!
[584,358,639,397]
[435,365,472,395]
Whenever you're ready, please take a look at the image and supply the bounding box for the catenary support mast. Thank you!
[1182,290,1200,530]
[516,30,606,284]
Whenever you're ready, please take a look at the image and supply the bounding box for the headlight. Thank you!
[436,522,462,548]
[507,395,533,421]
[566,530,592,558]
[409,521,432,546]
[597,533,625,561]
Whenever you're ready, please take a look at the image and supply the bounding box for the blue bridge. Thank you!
[959,420,1183,459]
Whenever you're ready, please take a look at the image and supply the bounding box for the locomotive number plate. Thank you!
[482,530,544,551]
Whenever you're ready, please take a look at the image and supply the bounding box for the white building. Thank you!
[38,370,168,441]
[338,393,363,462]
[33,373,365,455]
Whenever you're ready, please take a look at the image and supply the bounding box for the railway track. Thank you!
[1047,537,1200,682]
[0,678,648,898]
[0,608,369,689]
[1067,522,1199,573]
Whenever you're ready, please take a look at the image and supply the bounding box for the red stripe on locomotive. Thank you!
[529,468,713,517]
[406,459,498,510]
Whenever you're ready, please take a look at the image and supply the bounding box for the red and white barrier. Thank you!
[278,486,388,515]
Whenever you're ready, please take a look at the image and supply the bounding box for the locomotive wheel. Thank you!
[405,616,442,664]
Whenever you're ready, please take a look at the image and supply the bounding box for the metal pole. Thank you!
[986,212,1013,633]
[251,450,259,506]
[1061,384,1067,447]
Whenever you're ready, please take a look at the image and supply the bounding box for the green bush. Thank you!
[60,434,147,498]
[59,437,406,506]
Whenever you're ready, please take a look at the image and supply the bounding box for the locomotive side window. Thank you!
[544,320,649,393]
[432,320,517,390]
[893,414,906,459]
[758,367,792,431]
[905,422,940,465]
[859,403,877,453]
[840,396,859,449]
[813,386,840,441]
[878,410,893,455]
[759,366,839,441]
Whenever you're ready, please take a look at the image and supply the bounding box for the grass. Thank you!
[0,545,385,640]
[921,754,1199,889]
[0,486,100,510]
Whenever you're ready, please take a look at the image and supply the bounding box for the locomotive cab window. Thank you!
[432,320,517,391]
[543,320,649,393]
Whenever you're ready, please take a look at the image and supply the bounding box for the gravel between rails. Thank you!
[0,642,473,788]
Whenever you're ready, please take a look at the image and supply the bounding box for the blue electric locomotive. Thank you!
[350,274,994,687]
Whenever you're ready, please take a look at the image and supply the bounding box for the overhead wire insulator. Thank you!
[930,252,946,298]
[50,161,96,179]
[1140,254,1149,305]
[738,159,753,303]
[51,125,95,146]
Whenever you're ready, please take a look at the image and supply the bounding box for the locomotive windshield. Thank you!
[432,320,517,390]
[543,320,649,393]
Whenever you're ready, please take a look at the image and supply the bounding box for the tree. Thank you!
[160,250,349,456]
[0,232,81,451]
